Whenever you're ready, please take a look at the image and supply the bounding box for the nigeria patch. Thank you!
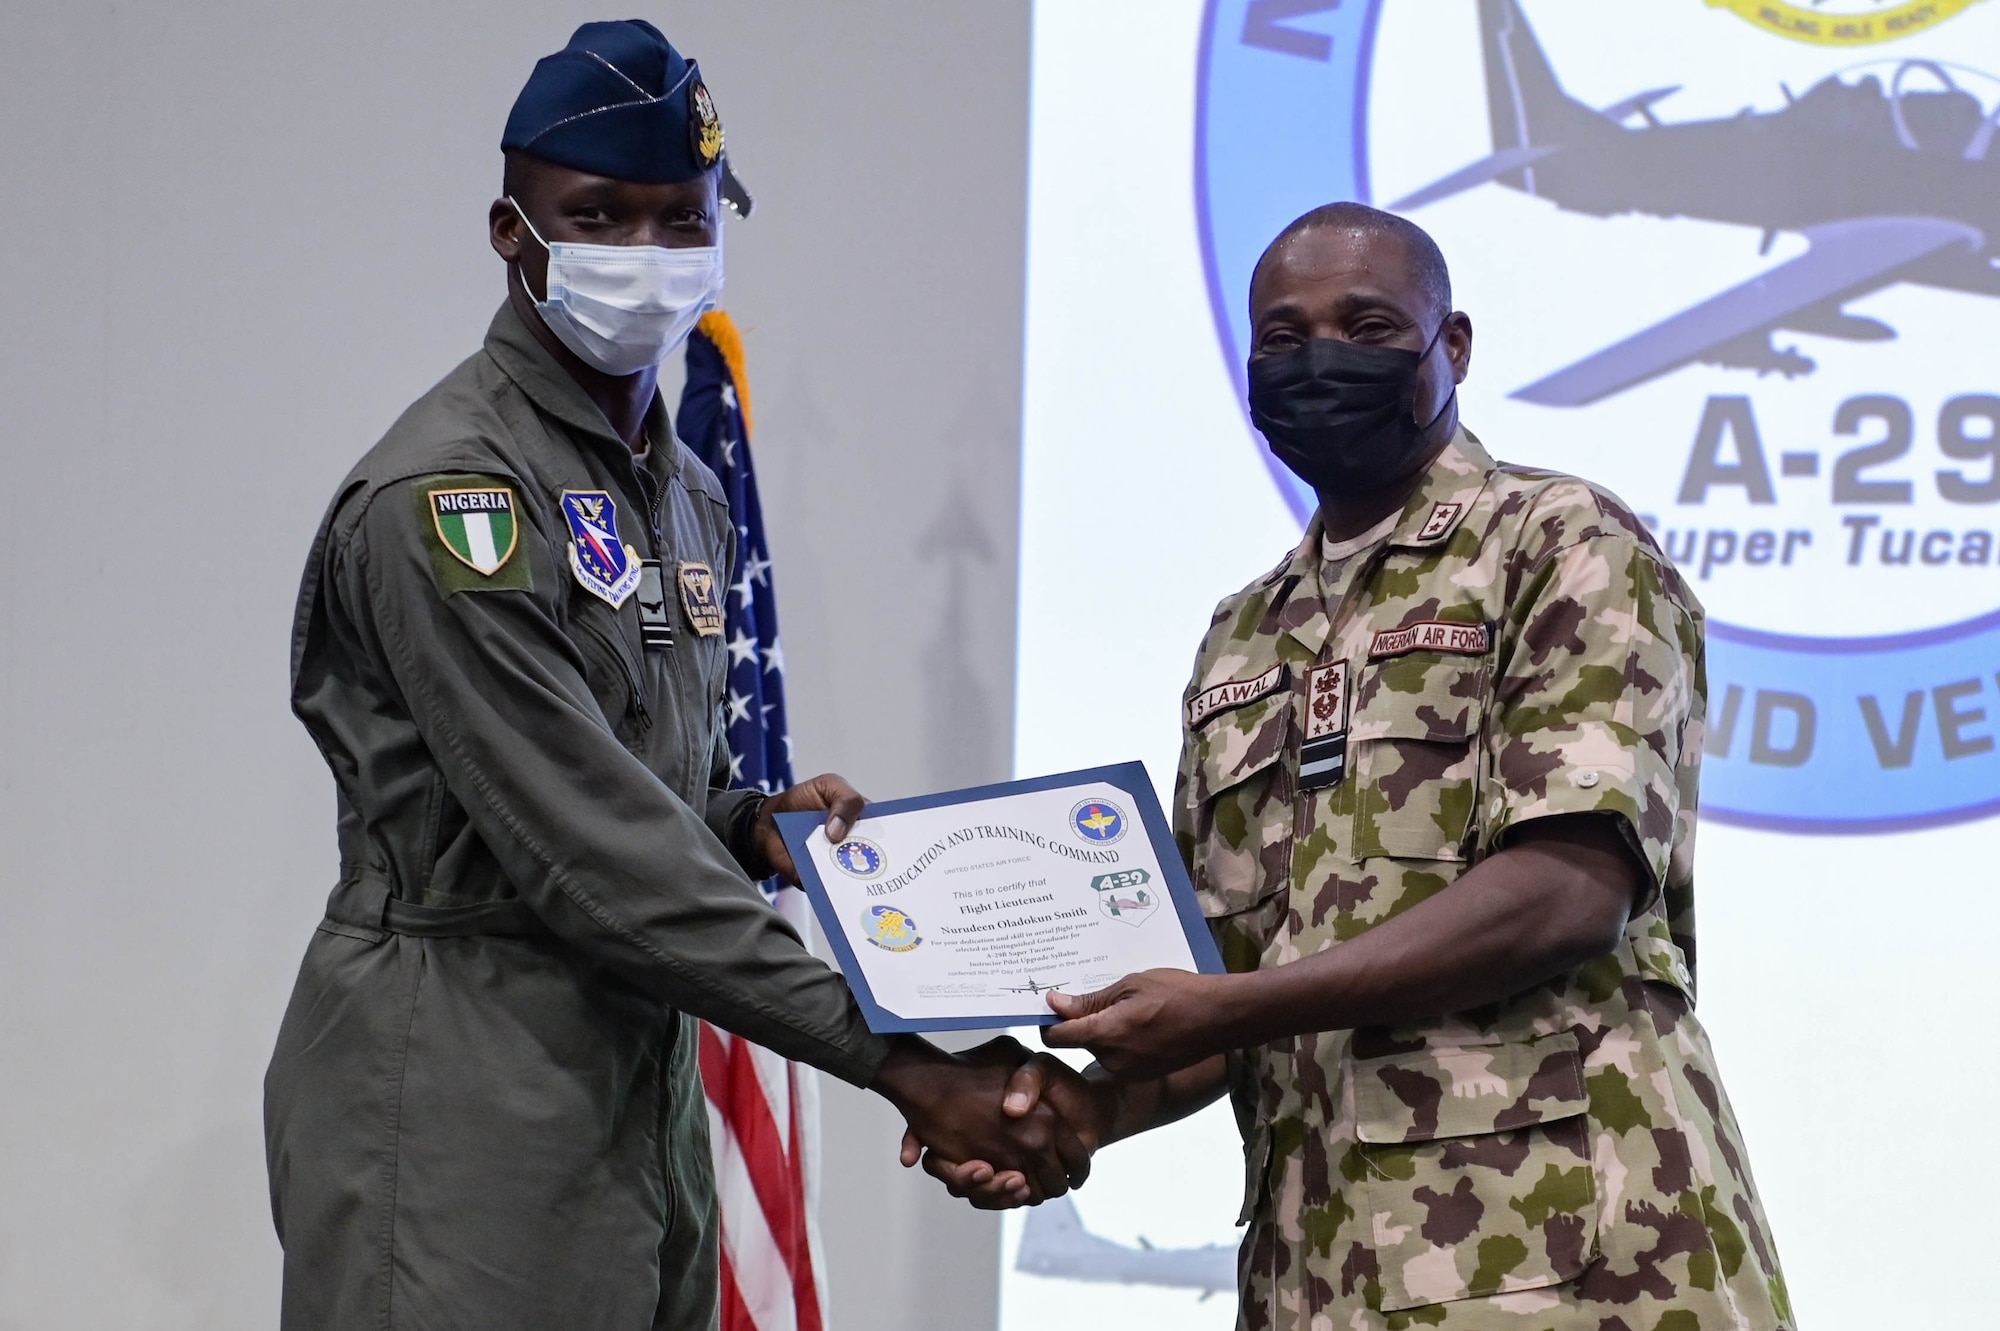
[430,486,518,574]
[416,476,533,595]
[561,490,642,609]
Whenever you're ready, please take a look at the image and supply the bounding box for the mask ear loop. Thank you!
[506,197,562,305]
[1415,315,1457,433]
[507,197,553,254]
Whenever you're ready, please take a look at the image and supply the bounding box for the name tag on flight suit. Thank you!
[1299,660,1349,792]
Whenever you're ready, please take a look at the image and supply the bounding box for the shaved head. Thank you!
[1253,203,1451,325]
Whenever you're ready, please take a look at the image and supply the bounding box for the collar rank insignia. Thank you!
[560,490,642,608]
[677,561,725,637]
[1415,502,1463,542]
[429,485,519,576]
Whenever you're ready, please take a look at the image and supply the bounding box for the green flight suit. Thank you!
[265,302,888,1331]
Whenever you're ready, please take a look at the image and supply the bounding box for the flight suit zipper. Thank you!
[580,616,652,732]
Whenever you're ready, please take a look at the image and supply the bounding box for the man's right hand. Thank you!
[899,1052,1119,1210]
[870,1035,1101,1203]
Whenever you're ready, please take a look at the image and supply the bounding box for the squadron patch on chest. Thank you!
[1299,660,1349,792]
[677,561,725,637]
[560,490,642,609]
[1186,663,1286,729]
[1368,620,1492,659]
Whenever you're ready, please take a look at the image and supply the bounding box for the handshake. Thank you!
[872,1030,1116,1210]
[867,969,1226,1210]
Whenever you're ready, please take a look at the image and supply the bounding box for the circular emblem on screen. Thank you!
[1069,799,1127,845]
[1709,0,1984,47]
[1196,0,2000,832]
[859,905,922,952]
[831,837,886,879]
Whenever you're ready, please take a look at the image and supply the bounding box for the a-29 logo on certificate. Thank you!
[1092,869,1158,926]
[1198,0,2000,832]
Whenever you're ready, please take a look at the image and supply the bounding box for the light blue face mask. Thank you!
[511,198,724,376]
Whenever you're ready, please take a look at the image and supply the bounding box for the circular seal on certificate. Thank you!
[831,837,886,879]
[859,905,922,952]
[1069,798,1127,845]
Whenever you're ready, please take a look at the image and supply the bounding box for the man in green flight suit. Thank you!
[265,22,1088,1331]
[917,205,1794,1329]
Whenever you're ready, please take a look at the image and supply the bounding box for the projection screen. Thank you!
[1009,2,2000,1327]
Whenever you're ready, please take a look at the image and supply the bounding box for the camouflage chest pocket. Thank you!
[1352,1031,1599,1312]
[1349,654,1487,861]
[1187,690,1294,953]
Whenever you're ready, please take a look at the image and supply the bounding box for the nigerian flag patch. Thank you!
[431,486,517,573]
[416,476,532,594]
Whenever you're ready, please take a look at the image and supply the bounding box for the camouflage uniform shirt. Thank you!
[1178,430,1791,1330]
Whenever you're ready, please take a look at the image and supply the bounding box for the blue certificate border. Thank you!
[777,761,1224,1033]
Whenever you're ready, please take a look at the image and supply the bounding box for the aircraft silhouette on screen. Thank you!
[1389,0,2000,406]
[1015,1194,1235,1297]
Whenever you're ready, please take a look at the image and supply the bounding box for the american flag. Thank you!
[679,311,827,1331]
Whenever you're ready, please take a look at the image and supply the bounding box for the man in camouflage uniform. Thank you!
[920,205,1792,1329]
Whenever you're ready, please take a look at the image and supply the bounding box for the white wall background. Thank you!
[0,4,1028,1328]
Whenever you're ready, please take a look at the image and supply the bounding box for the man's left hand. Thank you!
[1043,969,1235,1080]
[754,773,866,885]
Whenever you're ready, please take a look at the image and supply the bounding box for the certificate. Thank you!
[777,762,1224,1032]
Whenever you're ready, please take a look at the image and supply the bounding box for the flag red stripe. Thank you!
[719,1032,806,1269]
[783,1070,823,1331]
[719,1246,755,1331]
[701,1022,825,1331]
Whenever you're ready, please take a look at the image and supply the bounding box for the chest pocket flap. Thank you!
[1188,690,1292,923]
[1350,655,1487,862]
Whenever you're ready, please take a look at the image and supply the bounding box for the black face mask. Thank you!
[1246,325,1452,499]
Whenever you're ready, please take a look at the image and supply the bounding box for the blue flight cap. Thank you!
[502,20,724,184]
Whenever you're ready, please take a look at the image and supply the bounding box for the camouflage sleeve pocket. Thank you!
[1350,660,1486,862]
[1188,692,1293,929]
[1488,719,1670,894]
[1352,1030,1599,1311]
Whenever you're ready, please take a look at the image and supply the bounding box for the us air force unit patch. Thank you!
[1299,660,1349,792]
[560,490,642,608]
[417,476,532,595]
[676,561,724,636]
